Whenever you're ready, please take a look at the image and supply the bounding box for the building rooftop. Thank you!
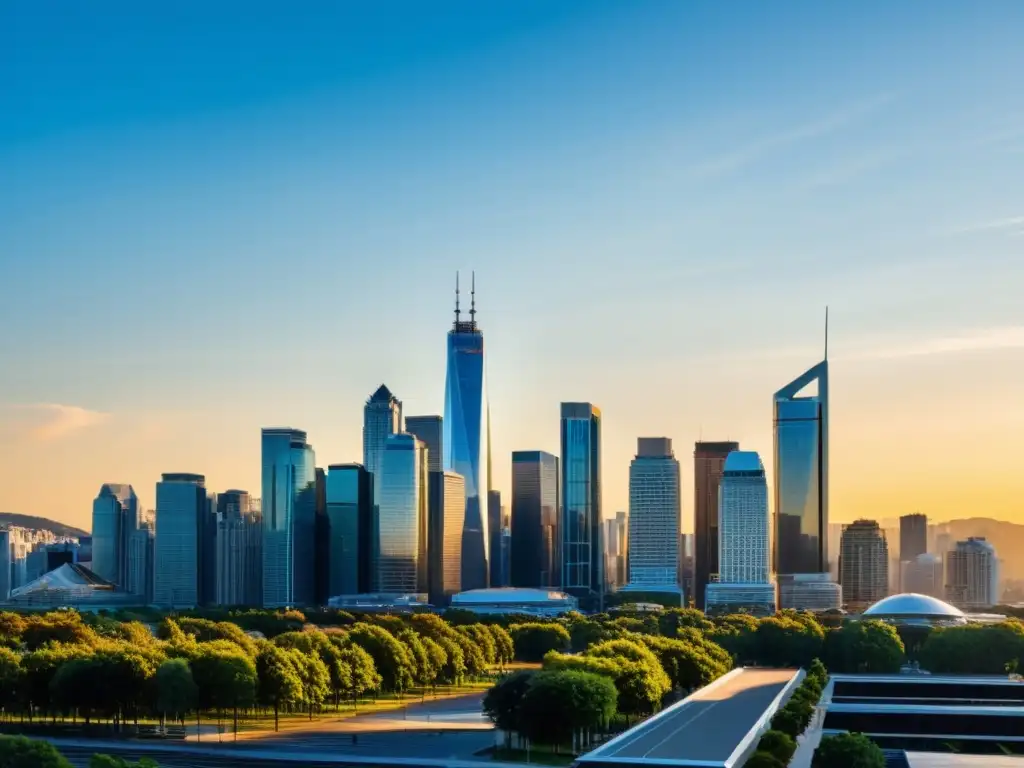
[451,587,574,604]
[863,593,966,619]
[723,450,764,473]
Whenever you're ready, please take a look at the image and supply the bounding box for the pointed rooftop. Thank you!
[367,384,401,406]
[774,359,828,402]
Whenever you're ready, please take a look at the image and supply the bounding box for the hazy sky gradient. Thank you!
[2,2,1023,531]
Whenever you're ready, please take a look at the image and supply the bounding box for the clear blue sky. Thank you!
[2,1,1023,529]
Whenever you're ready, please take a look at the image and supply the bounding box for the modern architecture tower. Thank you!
[945,537,999,609]
[560,402,602,598]
[406,416,443,473]
[488,489,505,587]
[900,513,928,562]
[153,473,206,608]
[91,483,139,587]
[428,469,466,606]
[377,434,427,594]
[624,438,681,596]
[443,273,490,590]
[215,490,262,607]
[261,428,316,607]
[325,464,374,597]
[511,450,560,589]
[693,441,739,609]
[705,451,776,614]
[838,519,889,610]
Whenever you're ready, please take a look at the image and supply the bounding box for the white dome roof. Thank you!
[862,593,965,619]
[452,587,572,604]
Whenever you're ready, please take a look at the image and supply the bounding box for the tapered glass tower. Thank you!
[443,272,490,590]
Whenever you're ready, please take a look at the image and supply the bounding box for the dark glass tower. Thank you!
[443,273,490,590]
[694,441,739,609]
[900,513,927,562]
[560,403,602,598]
[325,464,374,596]
[511,451,560,589]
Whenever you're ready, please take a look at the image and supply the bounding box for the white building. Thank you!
[945,537,999,609]
[623,438,681,597]
[153,473,206,608]
[705,451,776,615]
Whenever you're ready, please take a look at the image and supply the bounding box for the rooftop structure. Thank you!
[3,563,141,610]
[861,592,967,626]
[450,587,578,617]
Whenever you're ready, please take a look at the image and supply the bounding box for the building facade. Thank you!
[406,415,442,473]
[839,519,889,610]
[378,434,426,594]
[902,553,945,599]
[945,537,999,609]
[261,428,316,607]
[560,402,602,598]
[215,490,262,607]
[324,464,373,597]
[153,473,206,608]
[778,573,842,611]
[443,275,491,591]
[625,438,681,594]
[91,483,139,587]
[693,441,739,610]
[510,450,560,589]
[487,489,504,587]
[127,524,154,603]
[428,470,466,606]
[364,384,403,586]
[900,513,928,562]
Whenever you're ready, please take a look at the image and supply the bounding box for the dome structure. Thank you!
[861,592,967,626]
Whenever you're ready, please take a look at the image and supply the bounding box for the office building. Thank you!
[624,438,681,595]
[498,525,511,589]
[325,464,373,597]
[945,537,999,609]
[778,572,842,611]
[364,385,403,585]
[0,530,10,600]
[839,519,889,610]
[215,490,262,607]
[693,441,739,610]
[428,470,466,606]
[91,483,139,587]
[901,553,944,599]
[705,451,776,615]
[443,273,491,590]
[488,489,504,587]
[153,473,206,608]
[261,428,316,607]
[406,416,442,473]
[378,434,427,594]
[900,513,927,562]
[127,523,154,603]
[560,402,602,598]
[199,493,218,606]
[510,450,560,589]
[605,511,628,589]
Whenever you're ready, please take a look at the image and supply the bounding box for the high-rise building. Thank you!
[444,273,491,591]
[900,513,927,562]
[693,441,739,609]
[378,434,427,594]
[705,451,776,614]
[774,345,832,607]
[325,464,373,597]
[560,402,602,598]
[624,438,681,596]
[0,530,11,600]
[91,483,139,587]
[215,490,262,607]
[127,523,154,603]
[488,489,504,587]
[427,470,466,606]
[406,416,442,473]
[261,428,316,607]
[511,450,560,589]
[945,537,999,609]
[153,473,206,608]
[901,553,944,599]
[199,493,218,606]
[839,519,889,610]
[364,385,403,586]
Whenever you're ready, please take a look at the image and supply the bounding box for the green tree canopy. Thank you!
[0,647,23,713]
[640,635,731,692]
[458,625,497,666]
[919,621,1024,675]
[517,670,617,747]
[190,644,257,712]
[658,608,713,637]
[757,730,797,763]
[347,623,414,693]
[509,623,570,662]
[487,624,514,668]
[743,752,787,768]
[823,621,904,673]
[155,658,198,721]
[255,644,303,729]
[754,615,825,667]
[811,733,885,768]
[0,736,72,768]
[483,669,535,733]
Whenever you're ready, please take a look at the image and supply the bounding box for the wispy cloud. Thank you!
[949,215,1024,236]
[2,404,110,442]
[689,93,896,179]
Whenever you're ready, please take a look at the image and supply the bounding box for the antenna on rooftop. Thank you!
[454,271,461,326]
[470,271,477,325]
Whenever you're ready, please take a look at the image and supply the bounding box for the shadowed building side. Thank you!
[510,450,560,589]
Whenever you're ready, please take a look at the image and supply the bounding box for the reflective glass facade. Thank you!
[153,473,206,608]
[627,438,680,590]
[560,403,602,596]
[261,428,316,607]
[444,321,490,590]
[427,469,466,605]
[774,360,829,576]
[91,483,138,587]
[406,415,443,473]
[363,385,402,588]
[511,451,560,589]
[693,441,739,610]
[325,464,373,597]
[378,434,425,594]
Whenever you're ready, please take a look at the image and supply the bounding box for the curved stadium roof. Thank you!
[862,593,966,622]
[452,587,573,604]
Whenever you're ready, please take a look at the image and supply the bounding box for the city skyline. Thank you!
[3,3,1024,530]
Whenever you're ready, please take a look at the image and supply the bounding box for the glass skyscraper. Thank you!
[427,469,466,606]
[774,358,829,578]
[693,441,740,610]
[363,385,402,588]
[325,463,373,597]
[378,434,426,594]
[261,428,316,607]
[406,415,443,473]
[153,473,206,608]
[91,483,139,587]
[560,402,602,597]
[443,274,490,590]
[511,450,560,589]
[626,438,681,595]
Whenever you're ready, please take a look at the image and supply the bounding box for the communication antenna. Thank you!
[454,271,461,326]
[470,270,477,325]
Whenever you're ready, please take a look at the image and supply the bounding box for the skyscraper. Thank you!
[774,346,830,597]
[560,402,602,598]
[325,464,373,597]
[378,434,427,594]
[428,470,466,606]
[261,428,316,607]
[705,451,776,615]
[215,491,262,607]
[364,385,403,585]
[127,523,154,604]
[901,553,944,599]
[444,273,491,590]
[153,473,206,608]
[693,441,739,610]
[91,483,139,587]
[511,450,560,589]
[406,416,443,473]
[945,537,999,609]
[838,519,889,610]
[900,513,928,562]
[625,438,681,596]
[488,489,504,587]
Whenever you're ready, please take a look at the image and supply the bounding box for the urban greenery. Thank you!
[811,732,886,768]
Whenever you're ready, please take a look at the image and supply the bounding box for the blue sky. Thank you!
[2,2,1023,529]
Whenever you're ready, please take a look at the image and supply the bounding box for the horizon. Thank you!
[2,2,1023,531]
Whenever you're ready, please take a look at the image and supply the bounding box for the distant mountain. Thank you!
[937,518,1024,582]
[0,513,89,539]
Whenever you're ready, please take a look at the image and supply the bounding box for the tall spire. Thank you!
[824,305,829,361]
[454,271,461,327]
[470,271,477,325]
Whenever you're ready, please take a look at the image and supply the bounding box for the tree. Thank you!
[155,658,198,725]
[757,730,797,763]
[0,648,23,714]
[454,631,488,679]
[517,670,617,751]
[487,624,515,669]
[658,608,713,637]
[754,616,825,668]
[336,642,381,704]
[347,623,414,693]
[509,623,571,662]
[433,635,466,687]
[23,644,94,720]
[190,643,257,731]
[640,636,731,692]
[21,611,99,651]
[770,706,803,739]
[483,670,535,745]
[459,625,497,666]
[276,631,352,709]
[398,631,437,692]
[89,756,159,768]
[371,614,408,636]
[288,648,330,717]
[919,622,1024,675]
[0,612,27,647]
[419,636,449,691]
[255,645,303,730]
[811,733,885,768]
[743,752,787,768]
[808,658,828,684]
[0,735,73,768]
[823,621,904,673]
